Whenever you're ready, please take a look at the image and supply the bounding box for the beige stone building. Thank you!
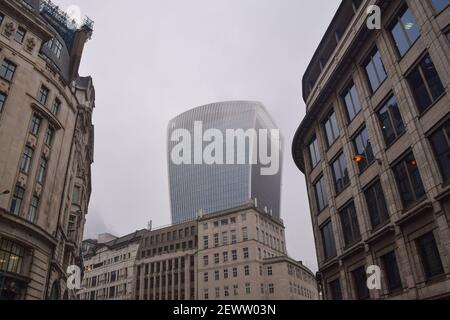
[197,204,317,301]
[78,231,146,300]
[292,0,450,300]
[0,0,95,300]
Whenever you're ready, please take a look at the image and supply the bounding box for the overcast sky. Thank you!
[56,0,340,272]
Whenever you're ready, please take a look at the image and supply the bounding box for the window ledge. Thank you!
[366,224,395,245]
[396,200,433,227]
[436,185,450,202]
[418,93,446,118]
[340,242,365,261]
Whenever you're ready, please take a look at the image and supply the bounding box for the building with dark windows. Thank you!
[168,101,283,224]
[0,0,95,300]
[292,0,449,300]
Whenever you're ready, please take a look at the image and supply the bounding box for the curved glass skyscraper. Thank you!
[168,101,283,224]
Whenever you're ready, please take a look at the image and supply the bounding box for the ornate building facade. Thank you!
[292,0,449,300]
[0,0,95,300]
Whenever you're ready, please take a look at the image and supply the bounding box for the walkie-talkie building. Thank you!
[168,101,283,224]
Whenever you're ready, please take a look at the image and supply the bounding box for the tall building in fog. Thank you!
[0,0,95,300]
[168,101,283,224]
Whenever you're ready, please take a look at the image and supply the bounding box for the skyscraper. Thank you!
[168,101,282,224]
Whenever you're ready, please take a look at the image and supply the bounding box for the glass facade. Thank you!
[168,101,282,224]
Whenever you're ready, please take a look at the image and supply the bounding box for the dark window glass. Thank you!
[309,136,321,168]
[10,186,25,215]
[331,152,350,194]
[431,0,449,12]
[339,202,361,247]
[429,120,450,183]
[352,267,370,300]
[45,127,55,146]
[0,60,17,81]
[38,86,50,105]
[377,95,405,146]
[15,26,26,43]
[407,55,444,113]
[37,157,47,184]
[393,152,426,208]
[381,251,402,292]
[321,221,337,260]
[329,279,342,300]
[0,13,4,26]
[28,195,39,223]
[389,6,420,57]
[417,233,444,279]
[0,92,6,113]
[341,82,362,122]
[323,110,340,147]
[364,48,387,92]
[52,99,61,115]
[0,239,25,274]
[20,146,34,174]
[30,114,41,135]
[353,126,375,173]
[314,176,329,213]
[364,181,389,229]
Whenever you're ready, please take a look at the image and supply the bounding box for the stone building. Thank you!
[0,0,95,300]
[78,231,146,300]
[292,0,450,299]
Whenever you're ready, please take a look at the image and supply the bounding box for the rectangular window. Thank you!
[27,196,39,223]
[243,247,249,259]
[364,48,387,92]
[203,256,208,266]
[381,251,402,292]
[429,120,450,183]
[0,92,6,113]
[231,230,237,244]
[0,60,17,82]
[242,227,248,241]
[38,86,50,105]
[15,26,26,44]
[329,279,342,300]
[222,232,228,245]
[417,233,444,279]
[407,55,444,113]
[20,146,34,174]
[232,250,237,261]
[393,152,425,208]
[0,239,25,274]
[223,251,228,263]
[245,283,251,295]
[214,233,219,247]
[233,267,238,277]
[431,0,449,12]
[10,186,25,215]
[353,126,375,173]
[214,270,220,281]
[37,157,47,184]
[321,221,337,260]
[203,272,208,282]
[204,289,209,300]
[364,181,389,229]
[224,268,229,279]
[331,152,350,194]
[323,110,340,147]
[30,114,41,135]
[268,284,274,294]
[352,267,370,300]
[267,266,273,276]
[214,253,220,264]
[308,136,321,168]
[52,99,61,115]
[244,265,250,276]
[44,127,55,146]
[389,6,420,57]
[72,186,81,205]
[314,175,329,212]
[203,235,208,249]
[341,82,362,122]
[339,202,361,247]
[377,95,405,147]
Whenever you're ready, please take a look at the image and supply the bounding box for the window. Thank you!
[243,248,249,259]
[308,136,321,168]
[10,186,25,215]
[203,256,209,266]
[214,270,219,281]
[364,48,387,92]
[233,285,238,296]
[231,230,237,244]
[203,222,208,230]
[0,92,6,113]
[244,265,250,276]
[331,152,350,194]
[232,267,238,277]
[20,146,34,174]
[232,250,237,261]
[417,233,444,279]
[43,127,54,146]
[242,227,248,241]
[30,114,41,135]
[341,82,362,122]
[204,289,209,300]
[314,176,329,212]
[215,287,220,298]
[223,251,228,263]
[0,60,17,81]
[329,279,342,300]
[268,284,274,294]
[47,38,63,58]
[352,267,370,300]
[52,99,61,115]
[323,110,340,147]
[393,152,425,208]
[407,55,444,113]
[224,268,229,279]
[224,286,229,297]
[339,202,361,247]
[222,232,228,245]
[353,126,374,173]
[214,233,219,247]
[431,0,449,12]
[245,283,251,295]
[381,251,402,292]
[377,95,405,146]
[15,26,26,43]
[72,186,81,205]
[429,120,450,183]
[203,235,209,249]
[364,181,389,229]
[267,266,273,276]
[389,6,420,57]
[321,221,337,260]
[37,157,47,184]
[38,86,50,105]
[0,239,25,274]
[214,253,220,264]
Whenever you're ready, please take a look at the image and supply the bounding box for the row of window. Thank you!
[328,231,444,300]
[204,283,254,299]
[144,226,196,247]
[204,265,251,282]
[0,238,25,275]
[289,282,315,299]
[203,247,249,266]
[138,256,195,276]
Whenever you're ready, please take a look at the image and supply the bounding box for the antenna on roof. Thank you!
[147,220,152,231]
